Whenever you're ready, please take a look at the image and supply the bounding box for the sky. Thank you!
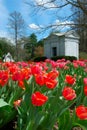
[0,0,72,41]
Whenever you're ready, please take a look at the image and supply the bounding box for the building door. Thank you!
[52,47,57,56]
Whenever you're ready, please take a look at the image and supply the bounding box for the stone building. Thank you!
[44,31,79,59]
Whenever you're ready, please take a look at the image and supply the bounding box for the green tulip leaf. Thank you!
[0,99,9,108]
[0,99,16,128]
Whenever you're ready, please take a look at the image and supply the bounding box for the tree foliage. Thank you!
[24,33,38,59]
[0,38,15,59]
[37,40,44,47]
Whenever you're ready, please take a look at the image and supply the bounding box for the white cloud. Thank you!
[0,31,8,38]
[54,20,74,30]
[34,0,57,8]
[0,31,14,43]
[55,20,74,25]
[28,20,74,33]
[29,23,41,30]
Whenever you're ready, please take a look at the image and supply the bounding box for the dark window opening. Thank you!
[52,47,57,56]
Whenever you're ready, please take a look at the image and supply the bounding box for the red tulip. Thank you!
[21,68,31,80]
[9,66,19,74]
[35,74,45,86]
[84,86,87,96]
[31,65,42,75]
[18,81,25,90]
[45,78,58,89]
[84,78,87,85]
[76,105,87,120]
[12,71,24,81]
[0,70,9,86]
[47,70,59,80]
[65,75,76,85]
[62,87,76,100]
[31,91,48,106]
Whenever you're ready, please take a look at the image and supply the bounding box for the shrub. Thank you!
[51,56,77,61]
[33,56,47,62]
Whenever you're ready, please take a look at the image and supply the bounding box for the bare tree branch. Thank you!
[8,11,26,61]
[26,0,87,33]
[77,0,87,15]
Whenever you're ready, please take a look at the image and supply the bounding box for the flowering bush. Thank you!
[0,59,87,129]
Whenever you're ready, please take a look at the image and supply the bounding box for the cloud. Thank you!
[29,23,41,30]
[34,0,57,8]
[55,20,74,25]
[0,31,14,43]
[28,19,74,33]
[0,31,8,38]
[53,19,74,31]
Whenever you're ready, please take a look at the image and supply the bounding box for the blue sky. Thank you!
[0,0,72,41]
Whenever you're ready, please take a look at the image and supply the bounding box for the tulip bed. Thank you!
[0,59,87,130]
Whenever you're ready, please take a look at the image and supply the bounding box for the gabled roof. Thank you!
[44,31,79,40]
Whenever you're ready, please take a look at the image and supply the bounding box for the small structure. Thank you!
[3,52,14,62]
[44,31,79,59]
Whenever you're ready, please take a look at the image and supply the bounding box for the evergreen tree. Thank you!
[24,33,37,59]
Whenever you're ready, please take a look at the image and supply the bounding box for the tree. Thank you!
[37,40,44,47]
[26,0,87,51]
[24,33,38,59]
[26,0,87,30]
[71,0,87,52]
[8,11,26,61]
[0,38,15,59]
[34,40,44,57]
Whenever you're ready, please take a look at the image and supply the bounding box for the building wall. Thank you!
[44,35,58,58]
[44,41,51,58]
[50,36,59,57]
[44,34,79,59]
[44,35,65,58]
[65,37,79,59]
[59,36,65,56]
